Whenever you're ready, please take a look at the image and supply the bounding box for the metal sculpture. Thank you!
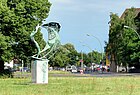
[30,22,61,60]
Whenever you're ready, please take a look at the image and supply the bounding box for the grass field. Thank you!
[0,72,140,95]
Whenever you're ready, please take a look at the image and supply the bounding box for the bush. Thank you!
[0,69,13,78]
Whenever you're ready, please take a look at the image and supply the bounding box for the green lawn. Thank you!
[0,76,140,95]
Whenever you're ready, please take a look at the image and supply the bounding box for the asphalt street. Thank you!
[13,71,140,78]
[76,71,140,77]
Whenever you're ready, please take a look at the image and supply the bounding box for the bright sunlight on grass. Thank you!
[0,76,140,95]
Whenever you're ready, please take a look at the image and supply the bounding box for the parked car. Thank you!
[66,65,77,73]
[77,67,81,72]
[66,65,72,72]
[71,65,77,73]
[118,66,126,72]
[23,67,30,72]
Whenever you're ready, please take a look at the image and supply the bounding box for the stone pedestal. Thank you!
[31,59,49,84]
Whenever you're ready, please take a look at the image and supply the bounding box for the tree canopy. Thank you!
[106,8,140,69]
[0,0,51,70]
[0,0,103,69]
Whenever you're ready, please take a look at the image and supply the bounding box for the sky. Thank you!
[41,0,140,53]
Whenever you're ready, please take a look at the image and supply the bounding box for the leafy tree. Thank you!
[0,33,13,71]
[0,0,51,71]
[49,44,70,67]
[107,13,124,67]
[91,51,102,64]
[63,43,78,65]
[48,42,103,68]
[106,8,140,72]
[49,43,81,67]
[122,8,140,68]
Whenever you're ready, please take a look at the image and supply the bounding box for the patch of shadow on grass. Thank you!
[105,87,111,91]
[13,82,31,86]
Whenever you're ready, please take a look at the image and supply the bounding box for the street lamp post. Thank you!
[82,44,93,64]
[86,34,103,60]
[80,46,92,74]
[81,50,83,69]
[124,25,140,39]
[80,41,93,64]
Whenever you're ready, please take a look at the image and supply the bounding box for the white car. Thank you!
[71,65,77,73]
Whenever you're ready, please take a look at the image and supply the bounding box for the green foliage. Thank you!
[122,8,140,66]
[49,43,75,67]
[0,69,13,78]
[107,13,124,65]
[0,0,105,68]
[88,51,102,64]
[0,33,13,61]
[0,0,51,64]
[106,7,140,67]
[49,42,103,67]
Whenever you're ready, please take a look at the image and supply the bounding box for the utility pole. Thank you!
[81,50,83,70]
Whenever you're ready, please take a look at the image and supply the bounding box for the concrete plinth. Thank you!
[31,59,49,84]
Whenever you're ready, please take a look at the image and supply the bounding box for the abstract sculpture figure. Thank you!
[30,22,61,60]
[30,24,41,58]
[30,22,61,84]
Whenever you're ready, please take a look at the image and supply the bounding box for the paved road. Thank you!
[49,71,140,77]
[75,71,140,77]
[13,71,140,78]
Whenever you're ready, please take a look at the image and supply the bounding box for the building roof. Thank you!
[120,8,140,18]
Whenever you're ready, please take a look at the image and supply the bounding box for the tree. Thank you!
[0,33,13,71]
[106,8,140,72]
[63,43,78,65]
[49,43,80,67]
[0,0,51,71]
[49,44,70,67]
[89,50,102,64]
[107,13,124,69]
[122,8,140,68]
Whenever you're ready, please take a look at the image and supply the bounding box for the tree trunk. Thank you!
[110,60,117,72]
[0,60,4,73]
[125,65,128,73]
